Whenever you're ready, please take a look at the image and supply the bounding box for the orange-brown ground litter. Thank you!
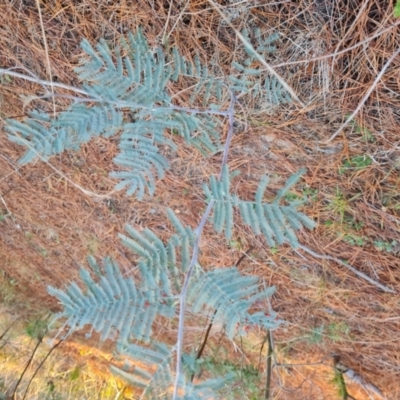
[1,1,400,399]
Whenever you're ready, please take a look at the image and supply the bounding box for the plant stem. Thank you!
[265,331,273,400]
[190,310,217,383]
[11,336,44,399]
[172,87,237,400]
[190,246,254,383]
[21,339,64,400]
[235,246,254,268]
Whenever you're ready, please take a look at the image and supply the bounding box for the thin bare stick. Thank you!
[333,355,357,400]
[35,0,56,118]
[235,246,254,269]
[22,339,64,400]
[0,68,231,119]
[190,310,217,383]
[298,245,396,294]
[264,331,273,400]
[178,1,291,15]
[11,336,44,399]
[0,194,14,222]
[207,0,304,107]
[165,0,191,40]
[276,360,328,368]
[189,244,254,383]
[162,0,174,41]
[323,46,400,143]
[0,67,89,96]
[330,0,370,70]
[0,316,20,342]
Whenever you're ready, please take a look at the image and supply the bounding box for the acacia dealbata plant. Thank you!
[5,26,315,399]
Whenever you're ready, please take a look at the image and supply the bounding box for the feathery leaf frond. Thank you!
[112,342,226,399]
[205,166,316,247]
[118,210,195,295]
[6,28,224,199]
[119,210,280,338]
[111,341,174,398]
[229,28,291,105]
[189,266,279,338]
[48,208,283,397]
[47,257,175,343]
[49,208,280,344]
[6,105,122,164]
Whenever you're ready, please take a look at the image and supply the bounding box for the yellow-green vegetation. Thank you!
[0,296,124,399]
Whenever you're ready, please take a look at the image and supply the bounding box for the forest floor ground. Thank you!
[0,1,400,399]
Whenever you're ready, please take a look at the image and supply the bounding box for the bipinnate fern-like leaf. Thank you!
[75,28,223,156]
[111,341,174,398]
[50,208,279,343]
[229,28,291,105]
[204,166,316,247]
[76,30,170,105]
[111,136,169,199]
[47,212,191,343]
[111,341,228,399]
[6,28,225,199]
[6,105,122,164]
[53,104,123,140]
[189,266,279,339]
[119,209,280,338]
[48,210,282,397]
[118,208,196,296]
[47,257,175,343]
[6,27,292,198]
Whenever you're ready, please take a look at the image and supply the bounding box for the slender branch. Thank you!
[161,0,174,41]
[276,360,327,368]
[0,316,22,351]
[114,385,127,400]
[235,246,254,269]
[172,201,215,397]
[190,310,217,383]
[298,244,396,294]
[0,68,230,118]
[11,335,45,399]
[195,315,216,362]
[35,0,56,118]
[219,86,237,172]
[22,339,64,400]
[0,316,20,342]
[330,0,370,66]
[0,68,89,96]
[265,331,273,400]
[189,245,253,382]
[172,87,237,400]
